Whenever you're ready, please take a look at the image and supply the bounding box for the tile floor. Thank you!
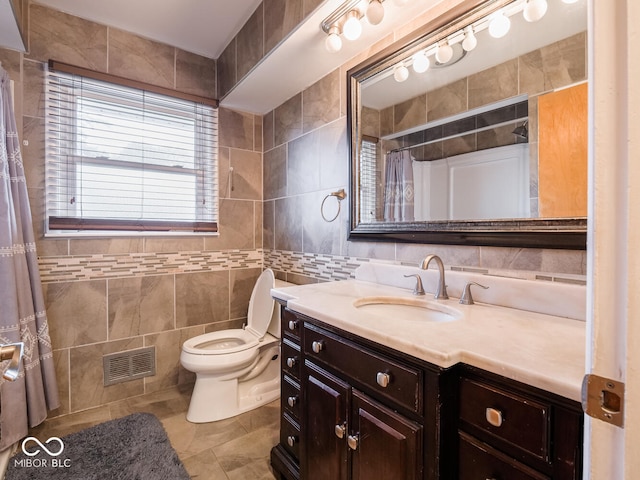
[27,385,280,479]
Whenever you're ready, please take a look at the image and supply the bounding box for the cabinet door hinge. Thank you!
[581,374,624,428]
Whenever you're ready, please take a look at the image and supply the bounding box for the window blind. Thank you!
[359,136,379,223]
[45,65,218,233]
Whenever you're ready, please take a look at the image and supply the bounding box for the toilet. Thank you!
[180,268,291,423]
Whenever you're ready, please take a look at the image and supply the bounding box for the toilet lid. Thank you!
[246,268,276,338]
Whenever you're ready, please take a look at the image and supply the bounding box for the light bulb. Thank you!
[343,11,362,41]
[394,0,410,5]
[435,43,453,64]
[523,0,548,22]
[393,65,409,82]
[488,12,511,38]
[366,0,385,26]
[325,27,342,53]
[461,26,477,52]
[412,52,430,73]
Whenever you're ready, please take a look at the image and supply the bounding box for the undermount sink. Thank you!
[353,296,462,323]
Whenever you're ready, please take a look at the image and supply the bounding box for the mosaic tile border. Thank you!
[38,248,587,286]
[38,249,264,283]
[264,250,369,282]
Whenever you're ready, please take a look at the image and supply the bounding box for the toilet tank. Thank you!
[268,278,295,338]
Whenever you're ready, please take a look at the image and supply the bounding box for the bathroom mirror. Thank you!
[348,0,587,249]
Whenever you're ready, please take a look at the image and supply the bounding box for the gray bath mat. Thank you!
[5,412,190,479]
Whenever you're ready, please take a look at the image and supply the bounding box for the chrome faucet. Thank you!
[1,342,24,381]
[459,281,489,305]
[419,254,449,300]
[403,274,425,295]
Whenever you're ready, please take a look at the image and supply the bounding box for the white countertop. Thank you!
[272,279,586,402]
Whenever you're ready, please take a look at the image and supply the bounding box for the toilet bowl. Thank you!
[180,268,291,423]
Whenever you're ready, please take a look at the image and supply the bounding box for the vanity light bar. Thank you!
[392,0,541,82]
[322,0,391,52]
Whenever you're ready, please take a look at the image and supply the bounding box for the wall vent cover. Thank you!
[103,346,156,386]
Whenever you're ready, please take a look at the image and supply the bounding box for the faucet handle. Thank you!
[1,342,24,381]
[404,274,425,296]
[460,282,489,305]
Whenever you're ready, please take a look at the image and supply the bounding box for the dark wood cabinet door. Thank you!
[350,390,423,480]
[304,361,349,480]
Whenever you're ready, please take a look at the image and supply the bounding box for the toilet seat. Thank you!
[182,329,277,356]
[182,269,277,357]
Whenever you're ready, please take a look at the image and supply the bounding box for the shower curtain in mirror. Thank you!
[383,150,414,222]
[0,67,59,450]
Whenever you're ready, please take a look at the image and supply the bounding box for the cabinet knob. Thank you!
[287,396,298,408]
[286,357,297,368]
[287,435,297,447]
[288,320,298,331]
[311,340,324,354]
[376,372,391,388]
[485,407,504,427]
[347,434,359,451]
[334,423,346,439]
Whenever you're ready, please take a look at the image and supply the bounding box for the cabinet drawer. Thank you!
[280,413,301,462]
[282,339,301,380]
[459,432,550,480]
[282,374,301,421]
[304,323,422,413]
[460,378,550,462]
[282,308,301,341]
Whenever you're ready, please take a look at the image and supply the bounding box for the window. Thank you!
[45,63,218,234]
[359,136,379,223]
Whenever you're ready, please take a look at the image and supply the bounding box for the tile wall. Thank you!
[0,3,264,418]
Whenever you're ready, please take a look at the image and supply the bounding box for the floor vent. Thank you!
[103,346,156,386]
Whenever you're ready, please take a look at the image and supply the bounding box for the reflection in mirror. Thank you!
[350,0,588,247]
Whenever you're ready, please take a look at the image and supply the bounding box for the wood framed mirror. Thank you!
[347,0,587,249]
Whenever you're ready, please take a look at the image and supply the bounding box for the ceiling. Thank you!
[34,0,262,59]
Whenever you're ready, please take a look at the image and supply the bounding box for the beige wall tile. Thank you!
[22,60,44,118]
[108,275,175,339]
[519,32,587,96]
[303,69,340,133]
[274,197,302,252]
[230,268,261,320]
[0,49,21,79]
[230,149,262,200]
[254,114,263,152]
[176,49,216,98]
[264,0,302,54]
[263,111,275,152]
[218,38,237,98]
[427,78,468,122]
[255,201,264,249]
[362,107,380,138]
[175,270,229,328]
[69,337,144,411]
[144,237,205,253]
[144,326,202,393]
[27,4,108,71]
[274,94,302,146]
[220,107,254,150]
[263,200,275,250]
[468,59,518,109]
[264,145,287,200]
[237,4,264,81]
[108,28,174,88]
[204,198,256,251]
[69,238,144,255]
[394,94,426,133]
[48,349,70,417]
[43,280,107,349]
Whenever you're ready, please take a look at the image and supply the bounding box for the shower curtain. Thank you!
[383,150,414,222]
[0,67,59,450]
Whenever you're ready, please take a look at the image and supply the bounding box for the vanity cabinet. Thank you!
[270,307,583,480]
[457,366,583,480]
[271,307,456,480]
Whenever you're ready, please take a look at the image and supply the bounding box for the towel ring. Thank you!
[321,189,347,222]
